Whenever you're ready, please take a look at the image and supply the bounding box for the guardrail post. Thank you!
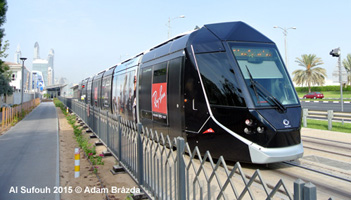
[137,123,144,185]
[74,148,80,178]
[118,115,122,161]
[303,109,308,128]
[327,110,333,130]
[176,137,186,200]
[304,182,317,200]
[294,179,305,200]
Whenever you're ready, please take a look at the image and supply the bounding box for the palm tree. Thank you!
[292,54,327,93]
[342,54,351,87]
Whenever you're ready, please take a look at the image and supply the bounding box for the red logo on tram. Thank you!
[152,82,167,114]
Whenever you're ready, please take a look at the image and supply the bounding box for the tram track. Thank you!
[302,145,351,157]
[226,163,293,198]
[302,136,351,152]
[302,135,351,157]
[227,160,351,199]
[302,135,351,148]
[299,135,351,182]
[282,161,351,183]
[222,132,351,199]
[266,162,351,199]
[226,133,351,199]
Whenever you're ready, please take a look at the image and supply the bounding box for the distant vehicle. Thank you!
[303,92,324,99]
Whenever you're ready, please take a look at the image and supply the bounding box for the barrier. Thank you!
[74,148,80,178]
[1,98,41,131]
[59,97,317,200]
[302,108,351,130]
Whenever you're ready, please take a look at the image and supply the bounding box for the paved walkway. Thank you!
[0,102,59,200]
[301,127,351,143]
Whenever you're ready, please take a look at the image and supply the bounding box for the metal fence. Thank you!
[302,109,351,130]
[1,98,41,130]
[59,97,316,200]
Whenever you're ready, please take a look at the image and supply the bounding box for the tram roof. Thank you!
[204,21,272,43]
[142,21,274,63]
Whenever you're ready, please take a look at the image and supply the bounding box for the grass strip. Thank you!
[305,119,351,133]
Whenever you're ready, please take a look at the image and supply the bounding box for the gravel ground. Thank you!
[57,107,140,200]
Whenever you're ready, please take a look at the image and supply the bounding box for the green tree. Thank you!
[0,0,7,38]
[342,54,351,87]
[0,39,9,73]
[0,70,12,95]
[0,0,11,96]
[292,54,327,93]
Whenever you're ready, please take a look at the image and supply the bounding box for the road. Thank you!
[0,102,59,200]
[301,101,351,112]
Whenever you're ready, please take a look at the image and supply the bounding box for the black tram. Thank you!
[77,21,303,163]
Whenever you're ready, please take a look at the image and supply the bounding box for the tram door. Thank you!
[168,57,184,139]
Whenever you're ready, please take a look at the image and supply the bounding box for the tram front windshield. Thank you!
[230,42,299,107]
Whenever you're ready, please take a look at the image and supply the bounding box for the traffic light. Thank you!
[330,48,341,57]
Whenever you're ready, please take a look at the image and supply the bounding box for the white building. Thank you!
[32,70,45,92]
[6,45,45,93]
[5,61,31,92]
[32,42,55,86]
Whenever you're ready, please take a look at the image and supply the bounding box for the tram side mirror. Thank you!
[247,57,263,64]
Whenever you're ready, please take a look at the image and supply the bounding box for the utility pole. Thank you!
[20,57,27,116]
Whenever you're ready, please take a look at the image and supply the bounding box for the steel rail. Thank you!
[282,161,351,183]
[303,145,351,157]
[302,135,351,146]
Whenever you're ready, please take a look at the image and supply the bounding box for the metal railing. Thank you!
[1,98,41,130]
[302,109,351,130]
[59,97,317,200]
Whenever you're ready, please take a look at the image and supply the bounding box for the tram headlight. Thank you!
[257,127,265,134]
[244,128,252,134]
[245,119,253,126]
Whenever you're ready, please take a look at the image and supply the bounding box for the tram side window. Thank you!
[92,79,101,107]
[92,81,98,107]
[112,75,118,113]
[79,83,85,102]
[140,67,152,119]
[152,62,168,124]
[115,73,128,116]
[101,76,112,111]
[196,52,246,107]
[87,81,92,106]
[153,63,167,83]
[112,71,136,121]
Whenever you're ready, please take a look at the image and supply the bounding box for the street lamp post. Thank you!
[167,15,185,39]
[20,57,27,116]
[330,48,344,123]
[274,26,296,69]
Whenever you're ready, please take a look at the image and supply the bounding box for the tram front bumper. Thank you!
[249,142,304,164]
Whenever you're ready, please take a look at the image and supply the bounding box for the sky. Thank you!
[3,0,351,86]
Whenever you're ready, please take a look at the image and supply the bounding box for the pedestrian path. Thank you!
[0,102,59,200]
[302,127,351,143]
